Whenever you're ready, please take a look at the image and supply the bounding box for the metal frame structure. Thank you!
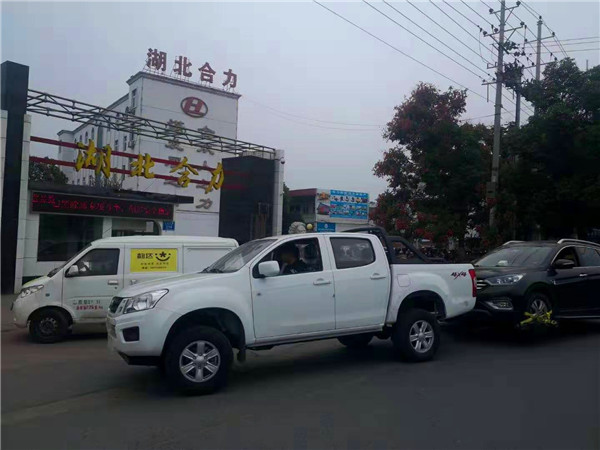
[26,89,277,159]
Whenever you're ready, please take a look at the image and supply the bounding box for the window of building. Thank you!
[131,88,137,108]
[123,135,127,150]
[91,128,95,141]
[114,139,119,151]
[37,215,103,261]
[330,237,375,270]
[85,131,88,143]
[79,134,82,143]
[121,164,126,181]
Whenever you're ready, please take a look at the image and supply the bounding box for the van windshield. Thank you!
[203,239,276,274]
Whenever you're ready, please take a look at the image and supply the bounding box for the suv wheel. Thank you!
[338,333,373,349]
[29,309,69,343]
[164,326,233,395]
[392,309,440,362]
[518,292,555,332]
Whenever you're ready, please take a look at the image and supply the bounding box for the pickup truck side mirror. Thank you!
[553,259,575,269]
[258,261,280,278]
[66,265,79,277]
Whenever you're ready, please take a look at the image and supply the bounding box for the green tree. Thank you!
[497,59,600,239]
[372,83,492,248]
[28,159,68,184]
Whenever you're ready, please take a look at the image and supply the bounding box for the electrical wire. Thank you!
[408,0,493,66]
[540,48,599,54]
[461,0,494,29]
[243,98,382,128]
[312,1,517,118]
[363,1,490,81]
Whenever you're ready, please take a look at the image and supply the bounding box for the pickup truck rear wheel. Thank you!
[392,309,440,362]
[164,326,233,395]
[338,333,373,349]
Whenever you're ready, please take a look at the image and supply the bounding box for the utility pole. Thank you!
[482,1,521,228]
[515,76,521,127]
[535,17,543,81]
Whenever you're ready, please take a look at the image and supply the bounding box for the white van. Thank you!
[12,236,238,343]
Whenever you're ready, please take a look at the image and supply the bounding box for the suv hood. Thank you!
[117,272,235,298]
[474,266,532,279]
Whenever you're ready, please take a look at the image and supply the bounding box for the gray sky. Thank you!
[2,1,598,200]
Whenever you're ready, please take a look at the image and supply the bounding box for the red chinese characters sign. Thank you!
[31,192,174,220]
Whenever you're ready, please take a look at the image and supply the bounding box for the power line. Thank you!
[363,1,491,80]
[552,36,599,43]
[408,0,493,66]
[461,0,494,29]
[312,0,490,102]
[535,39,600,47]
[380,0,490,78]
[243,98,382,127]
[540,48,599,54]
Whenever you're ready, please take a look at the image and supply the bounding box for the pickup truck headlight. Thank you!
[18,285,44,299]
[486,274,524,285]
[122,289,168,314]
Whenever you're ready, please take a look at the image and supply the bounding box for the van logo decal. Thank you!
[131,248,178,272]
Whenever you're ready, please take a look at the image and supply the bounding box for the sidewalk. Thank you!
[2,294,17,332]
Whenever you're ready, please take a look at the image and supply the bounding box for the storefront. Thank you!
[1,58,284,293]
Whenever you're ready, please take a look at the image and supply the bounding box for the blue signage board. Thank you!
[329,190,369,221]
[316,222,336,233]
[162,221,175,231]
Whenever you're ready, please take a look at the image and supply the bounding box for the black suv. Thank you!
[473,239,600,324]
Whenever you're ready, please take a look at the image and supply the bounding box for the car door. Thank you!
[552,246,588,315]
[251,236,335,339]
[328,236,390,329]
[62,246,124,319]
[575,246,600,315]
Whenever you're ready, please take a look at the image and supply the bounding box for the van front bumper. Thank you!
[107,306,180,361]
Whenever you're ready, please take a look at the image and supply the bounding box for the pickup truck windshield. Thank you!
[203,239,276,273]
[474,246,552,268]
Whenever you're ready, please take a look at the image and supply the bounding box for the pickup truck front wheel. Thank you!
[392,309,440,362]
[164,326,233,395]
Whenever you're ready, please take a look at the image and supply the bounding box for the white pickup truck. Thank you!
[107,227,476,394]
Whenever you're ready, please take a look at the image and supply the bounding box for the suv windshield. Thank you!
[474,246,553,268]
[203,239,276,274]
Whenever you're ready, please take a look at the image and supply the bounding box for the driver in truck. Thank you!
[280,244,309,275]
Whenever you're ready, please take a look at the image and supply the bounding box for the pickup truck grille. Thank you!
[476,280,488,291]
[109,297,123,313]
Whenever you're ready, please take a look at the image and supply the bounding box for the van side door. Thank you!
[124,245,182,287]
[62,246,124,320]
[328,236,390,329]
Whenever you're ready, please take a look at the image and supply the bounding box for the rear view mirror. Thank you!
[553,259,575,269]
[258,261,280,278]
[66,265,79,277]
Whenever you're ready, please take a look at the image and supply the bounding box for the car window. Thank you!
[71,248,119,276]
[578,247,600,267]
[255,238,323,277]
[330,237,375,269]
[475,246,553,268]
[555,247,580,267]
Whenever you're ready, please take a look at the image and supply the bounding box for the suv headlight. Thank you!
[486,274,524,285]
[122,289,168,314]
[19,285,44,299]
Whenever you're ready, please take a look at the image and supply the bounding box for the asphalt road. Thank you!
[2,294,599,450]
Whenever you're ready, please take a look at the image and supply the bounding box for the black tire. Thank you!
[517,292,554,333]
[29,308,70,343]
[164,326,233,395]
[338,333,374,349]
[392,309,440,362]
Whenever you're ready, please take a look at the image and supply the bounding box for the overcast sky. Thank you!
[2,1,598,200]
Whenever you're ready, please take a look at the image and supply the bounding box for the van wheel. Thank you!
[164,326,233,395]
[392,309,440,362]
[338,333,373,349]
[29,309,69,343]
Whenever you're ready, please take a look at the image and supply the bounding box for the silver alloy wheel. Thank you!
[39,317,58,336]
[179,340,221,383]
[529,298,549,315]
[409,320,434,353]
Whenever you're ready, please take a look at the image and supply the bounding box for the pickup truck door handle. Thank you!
[579,273,588,278]
[370,273,387,280]
[313,278,332,286]
[107,280,119,286]
[130,279,138,285]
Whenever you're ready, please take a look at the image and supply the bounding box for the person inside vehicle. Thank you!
[280,244,309,275]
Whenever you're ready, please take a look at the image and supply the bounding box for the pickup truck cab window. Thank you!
[330,237,375,269]
[254,238,323,277]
